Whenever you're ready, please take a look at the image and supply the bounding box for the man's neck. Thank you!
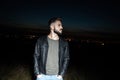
[48,32,59,40]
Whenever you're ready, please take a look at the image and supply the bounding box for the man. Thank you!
[33,17,70,80]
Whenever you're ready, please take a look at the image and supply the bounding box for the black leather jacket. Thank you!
[33,36,70,77]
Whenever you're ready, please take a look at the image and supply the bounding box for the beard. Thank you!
[54,29,62,36]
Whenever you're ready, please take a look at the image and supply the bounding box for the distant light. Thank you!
[101,43,104,45]
[65,38,72,41]
[24,35,36,39]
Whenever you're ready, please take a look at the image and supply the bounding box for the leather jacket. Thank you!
[33,35,70,77]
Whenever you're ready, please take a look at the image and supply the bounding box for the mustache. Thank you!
[60,29,63,31]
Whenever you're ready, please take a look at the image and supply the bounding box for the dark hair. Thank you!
[48,17,62,26]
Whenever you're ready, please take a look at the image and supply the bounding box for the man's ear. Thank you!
[50,23,55,30]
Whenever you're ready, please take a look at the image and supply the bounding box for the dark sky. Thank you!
[0,0,120,34]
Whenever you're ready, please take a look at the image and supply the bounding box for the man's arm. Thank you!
[33,39,41,76]
[60,41,70,77]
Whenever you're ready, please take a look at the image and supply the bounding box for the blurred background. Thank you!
[0,0,120,80]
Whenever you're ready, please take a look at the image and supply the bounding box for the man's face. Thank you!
[53,20,63,35]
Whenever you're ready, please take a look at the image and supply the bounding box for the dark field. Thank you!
[0,34,120,80]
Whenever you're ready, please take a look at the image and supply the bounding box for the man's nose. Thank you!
[61,26,63,29]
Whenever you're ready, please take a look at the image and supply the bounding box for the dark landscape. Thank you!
[0,27,120,80]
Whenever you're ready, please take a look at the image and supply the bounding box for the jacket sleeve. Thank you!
[60,41,70,76]
[33,39,41,76]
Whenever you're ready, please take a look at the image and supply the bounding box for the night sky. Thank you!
[0,0,120,34]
